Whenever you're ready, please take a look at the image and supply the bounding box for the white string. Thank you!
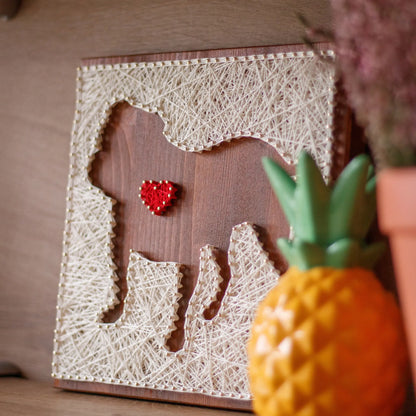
[53,50,337,400]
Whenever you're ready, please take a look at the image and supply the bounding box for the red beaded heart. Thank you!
[139,180,178,216]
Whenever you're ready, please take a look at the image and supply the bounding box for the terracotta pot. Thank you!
[378,167,416,388]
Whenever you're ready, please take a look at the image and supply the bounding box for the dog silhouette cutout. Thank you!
[90,102,291,350]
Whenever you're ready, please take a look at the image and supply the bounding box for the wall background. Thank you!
[0,0,331,381]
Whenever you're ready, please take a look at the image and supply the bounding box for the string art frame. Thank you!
[53,44,350,410]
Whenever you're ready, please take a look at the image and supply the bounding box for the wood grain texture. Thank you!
[84,105,290,411]
[0,0,333,383]
[1,1,413,414]
[55,379,252,412]
[0,378,246,416]
[89,102,292,336]
[3,377,413,416]
[81,42,333,66]
[54,44,350,409]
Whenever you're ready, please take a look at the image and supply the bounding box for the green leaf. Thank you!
[294,152,330,244]
[278,238,325,270]
[328,154,371,242]
[262,157,296,228]
[325,238,360,268]
[277,239,296,267]
[265,152,381,271]
[361,174,377,237]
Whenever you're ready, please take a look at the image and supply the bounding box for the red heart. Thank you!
[139,180,178,216]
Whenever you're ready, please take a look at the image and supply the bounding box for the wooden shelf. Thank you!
[0,378,247,415]
[2,377,415,415]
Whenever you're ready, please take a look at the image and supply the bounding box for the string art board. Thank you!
[53,44,352,411]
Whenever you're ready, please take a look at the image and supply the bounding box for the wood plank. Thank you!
[55,379,252,412]
[0,1,413,413]
[0,378,246,416]
[0,0,333,384]
[88,102,293,336]
[81,42,334,66]
[55,44,351,409]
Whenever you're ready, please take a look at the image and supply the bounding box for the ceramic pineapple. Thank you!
[248,152,408,416]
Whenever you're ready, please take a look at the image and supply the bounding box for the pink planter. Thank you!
[378,168,416,391]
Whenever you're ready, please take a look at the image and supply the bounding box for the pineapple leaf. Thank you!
[361,174,377,237]
[262,157,296,228]
[367,164,375,181]
[278,238,325,270]
[264,152,383,270]
[326,238,361,268]
[295,152,330,244]
[277,239,297,267]
[329,154,371,242]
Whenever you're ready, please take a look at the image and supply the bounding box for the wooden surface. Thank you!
[54,43,350,409]
[0,0,333,384]
[85,42,339,328]
[55,379,252,412]
[2,378,415,416]
[0,377,245,416]
[89,102,292,333]
[1,1,414,414]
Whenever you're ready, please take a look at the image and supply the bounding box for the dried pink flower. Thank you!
[330,0,416,167]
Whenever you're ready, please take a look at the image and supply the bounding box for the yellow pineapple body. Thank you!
[248,267,408,416]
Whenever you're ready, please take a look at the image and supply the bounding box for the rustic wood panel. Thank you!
[88,102,292,335]
[0,378,246,416]
[0,0,333,384]
[4,377,414,416]
[55,379,252,412]
[84,102,291,411]
[81,42,333,66]
[54,43,351,410]
[3,2,412,415]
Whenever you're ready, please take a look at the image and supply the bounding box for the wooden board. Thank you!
[0,0,335,386]
[4,377,416,416]
[89,103,293,341]
[2,378,246,416]
[55,44,352,410]
[2,3,413,414]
